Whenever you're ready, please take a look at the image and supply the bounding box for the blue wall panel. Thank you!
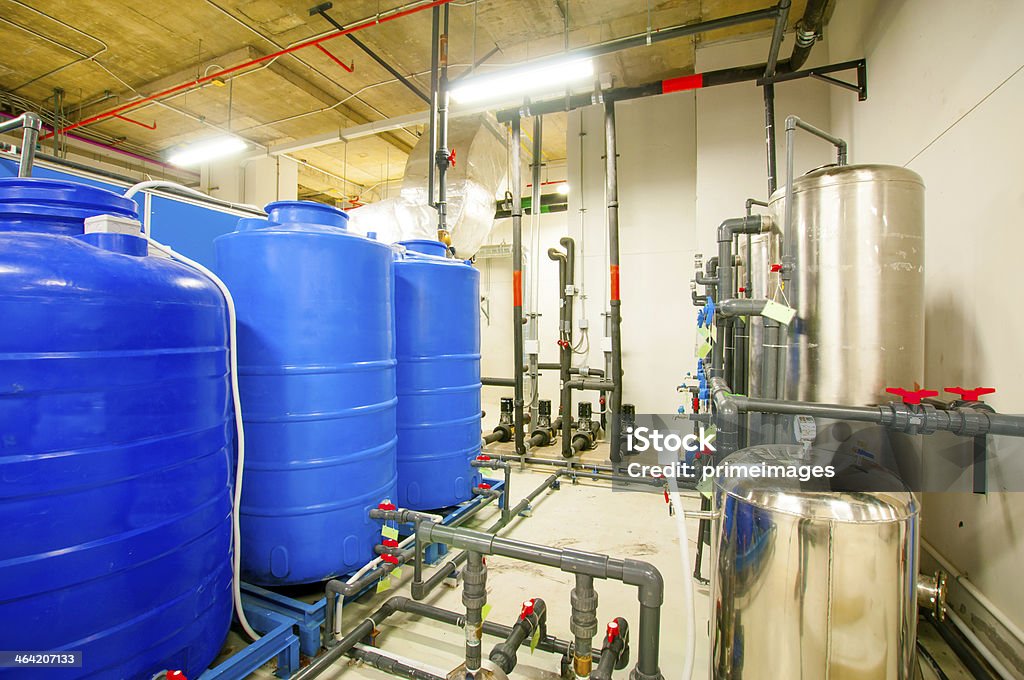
[1,158,242,268]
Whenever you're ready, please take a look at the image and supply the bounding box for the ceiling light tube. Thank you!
[169,135,248,167]
[449,57,595,105]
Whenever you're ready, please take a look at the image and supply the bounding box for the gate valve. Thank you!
[945,387,996,402]
[885,387,939,406]
[447,148,456,167]
[519,598,536,620]
[377,500,396,511]
[606,620,621,644]
[770,263,783,273]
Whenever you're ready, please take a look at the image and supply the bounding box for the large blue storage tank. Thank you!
[216,201,398,585]
[394,239,482,510]
[0,179,234,678]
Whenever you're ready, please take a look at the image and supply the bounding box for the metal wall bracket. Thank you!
[757,58,868,101]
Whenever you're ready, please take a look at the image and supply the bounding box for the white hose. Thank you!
[666,486,696,680]
[145,237,259,641]
[123,180,261,213]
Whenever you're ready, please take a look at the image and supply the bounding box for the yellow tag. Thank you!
[530,625,541,653]
[479,468,492,476]
[696,340,712,359]
[392,566,402,579]
[697,326,711,342]
[706,424,717,441]
[381,525,399,540]
[376,576,392,593]
[481,604,492,621]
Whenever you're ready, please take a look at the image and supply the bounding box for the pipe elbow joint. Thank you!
[622,559,664,607]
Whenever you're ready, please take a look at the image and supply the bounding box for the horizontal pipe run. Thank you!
[566,378,618,391]
[482,377,516,387]
[347,646,445,680]
[786,115,848,165]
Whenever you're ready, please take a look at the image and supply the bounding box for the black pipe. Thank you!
[482,377,516,387]
[489,598,547,673]
[310,4,430,104]
[789,0,829,72]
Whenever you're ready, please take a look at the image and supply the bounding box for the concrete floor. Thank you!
[225,441,971,679]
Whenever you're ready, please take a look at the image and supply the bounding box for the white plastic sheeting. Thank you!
[347,113,506,257]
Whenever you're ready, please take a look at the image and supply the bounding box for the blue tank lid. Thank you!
[0,178,138,236]
[266,200,349,229]
[400,239,448,257]
[237,217,272,231]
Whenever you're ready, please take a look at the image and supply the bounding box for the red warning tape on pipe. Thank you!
[662,73,704,94]
[513,270,523,308]
[610,264,621,301]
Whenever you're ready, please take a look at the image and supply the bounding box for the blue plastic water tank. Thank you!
[0,179,233,678]
[216,201,398,585]
[394,239,482,510]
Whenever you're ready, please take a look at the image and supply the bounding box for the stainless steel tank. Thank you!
[711,445,920,679]
[768,164,925,405]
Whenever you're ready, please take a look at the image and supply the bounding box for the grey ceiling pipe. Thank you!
[511,114,527,457]
[417,523,666,680]
[604,100,625,464]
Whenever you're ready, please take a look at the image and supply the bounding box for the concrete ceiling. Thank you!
[0,0,808,203]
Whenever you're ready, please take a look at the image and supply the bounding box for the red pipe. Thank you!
[315,44,354,73]
[43,0,453,140]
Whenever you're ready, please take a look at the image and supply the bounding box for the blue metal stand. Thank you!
[202,481,505,678]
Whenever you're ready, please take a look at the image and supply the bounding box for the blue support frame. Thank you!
[198,616,299,680]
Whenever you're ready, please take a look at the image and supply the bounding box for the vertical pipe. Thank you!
[528,116,544,424]
[463,551,487,672]
[763,83,778,195]
[511,116,526,456]
[561,237,576,458]
[548,247,570,455]
[604,101,624,464]
[436,4,450,237]
[636,605,661,678]
[427,7,439,210]
[571,574,599,677]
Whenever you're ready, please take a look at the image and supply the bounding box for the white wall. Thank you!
[477,34,835,426]
[828,0,1024,669]
[202,155,298,207]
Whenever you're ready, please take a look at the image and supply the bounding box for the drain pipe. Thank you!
[561,237,577,457]
[417,523,665,680]
[511,114,527,457]
[604,101,625,464]
[549,244,573,456]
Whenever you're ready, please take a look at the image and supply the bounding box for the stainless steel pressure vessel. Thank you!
[769,164,925,405]
[711,445,919,679]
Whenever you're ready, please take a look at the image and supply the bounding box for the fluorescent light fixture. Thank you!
[169,135,247,167]
[555,182,570,195]
[450,57,595,105]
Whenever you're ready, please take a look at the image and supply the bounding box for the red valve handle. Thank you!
[606,621,620,644]
[478,482,491,490]
[447,148,456,167]
[476,454,491,461]
[377,500,396,511]
[885,387,939,406]
[382,538,399,548]
[692,397,700,414]
[945,387,996,402]
[519,598,536,620]
[738,286,746,293]
[382,553,399,564]
[770,263,783,273]
[167,672,186,680]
